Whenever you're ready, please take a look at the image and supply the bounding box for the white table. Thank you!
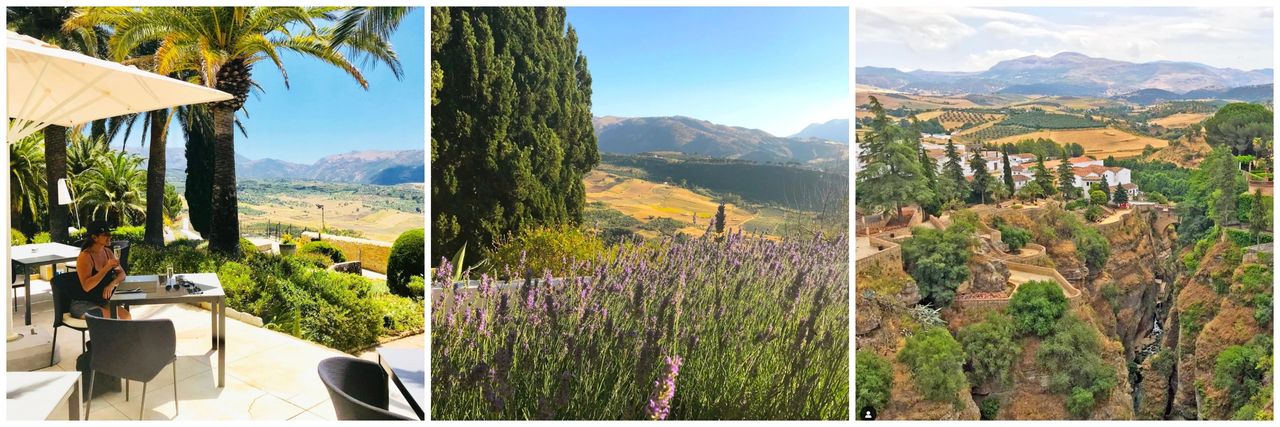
[6,371,82,420]
[108,273,227,387]
[10,243,81,325]
[377,348,424,420]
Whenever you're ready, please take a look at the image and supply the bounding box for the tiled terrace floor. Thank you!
[10,278,423,421]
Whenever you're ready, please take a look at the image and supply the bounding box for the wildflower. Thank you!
[645,355,683,420]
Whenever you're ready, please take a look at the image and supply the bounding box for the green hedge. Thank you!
[131,242,423,353]
[300,241,347,264]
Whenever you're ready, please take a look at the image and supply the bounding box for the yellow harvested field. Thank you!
[989,127,1167,159]
[585,170,775,237]
[856,91,978,110]
[241,196,421,242]
[1150,113,1209,129]
[915,111,945,121]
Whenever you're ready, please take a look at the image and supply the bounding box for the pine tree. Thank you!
[1056,160,1077,200]
[432,7,600,262]
[1113,185,1129,205]
[942,140,968,203]
[857,98,932,218]
[1001,149,1015,195]
[1033,156,1055,198]
[969,146,992,205]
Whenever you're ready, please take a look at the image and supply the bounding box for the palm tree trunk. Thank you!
[44,125,69,243]
[144,109,169,246]
[208,105,241,257]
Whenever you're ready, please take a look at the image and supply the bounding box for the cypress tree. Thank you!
[969,146,991,204]
[1113,184,1129,205]
[715,204,726,234]
[180,105,215,238]
[1033,156,1055,198]
[1001,149,1015,195]
[1249,188,1267,243]
[431,7,600,262]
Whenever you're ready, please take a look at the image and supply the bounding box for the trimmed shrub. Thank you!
[300,241,347,264]
[998,224,1031,252]
[32,232,52,244]
[1009,280,1068,337]
[387,228,425,298]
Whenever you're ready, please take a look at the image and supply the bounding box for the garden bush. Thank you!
[856,351,893,414]
[486,226,605,279]
[901,226,973,307]
[11,229,28,245]
[433,232,849,419]
[980,398,1001,420]
[1036,316,1117,418]
[130,242,423,353]
[898,326,967,403]
[1009,280,1068,337]
[959,312,1021,387]
[998,224,1031,252]
[1074,227,1111,273]
[32,232,52,244]
[387,228,425,298]
[300,241,347,264]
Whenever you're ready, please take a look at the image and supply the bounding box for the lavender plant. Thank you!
[431,230,850,420]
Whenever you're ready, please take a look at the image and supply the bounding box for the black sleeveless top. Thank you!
[69,248,115,305]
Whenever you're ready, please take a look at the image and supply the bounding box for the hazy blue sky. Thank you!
[858,7,1274,72]
[112,7,425,164]
[567,7,850,137]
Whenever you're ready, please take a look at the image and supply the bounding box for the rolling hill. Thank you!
[858,52,1272,97]
[593,115,848,166]
[790,118,850,143]
[135,147,425,185]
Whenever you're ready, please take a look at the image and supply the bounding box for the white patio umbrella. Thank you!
[5,29,232,342]
[6,29,233,142]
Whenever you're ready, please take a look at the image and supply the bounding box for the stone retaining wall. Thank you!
[856,236,903,276]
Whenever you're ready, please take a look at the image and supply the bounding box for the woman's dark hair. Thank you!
[80,222,113,251]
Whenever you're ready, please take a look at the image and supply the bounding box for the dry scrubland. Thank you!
[989,127,1168,158]
[584,170,786,237]
[1149,113,1210,129]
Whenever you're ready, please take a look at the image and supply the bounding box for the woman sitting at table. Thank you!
[72,222,131,319]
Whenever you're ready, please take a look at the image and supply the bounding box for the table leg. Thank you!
[218,298,226,387]
[107,302,117,319]
[210,301,217,350]
[70,375,82,420]
[25,265,33,325]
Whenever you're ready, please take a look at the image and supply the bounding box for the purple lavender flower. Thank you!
[644,355,683,420]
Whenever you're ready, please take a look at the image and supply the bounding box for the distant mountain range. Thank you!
[858,52,1273,98]
[593,116,848,165]
[133,148,424,185]
[790,119,850,143]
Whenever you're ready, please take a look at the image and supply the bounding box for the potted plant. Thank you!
[280,233,297,256]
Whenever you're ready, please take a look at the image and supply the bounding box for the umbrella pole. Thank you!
[4,135,18,342]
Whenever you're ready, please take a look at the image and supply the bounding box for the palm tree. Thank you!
[8,7,106,243]
[65,133,110,227]
[9,134,48,235]
[79,150,146,227]
[68,6,404,257]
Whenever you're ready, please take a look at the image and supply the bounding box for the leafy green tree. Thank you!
[1085,204,1104,222]
[1249,188,1268,243]
[1009,280,1068,337]
[941,140,967,203]
[901,226,973,307]
[1001,149,1015,194]
[919,147,941,218]
[969,145,992,204]
[163,183,184,221]
[1037,316,1117,418]
[1017,180,1045,201]
[856,351,894,413]
[857,98,932,218]
[1203,103,1272,156]
[958,312,1021,388]
[898,327,967,403]
[1214,343,1267,414]
[1209,147,1242,229]
[1075,227,1111,273]
[432,7,600,263]
[999,224,1031,252]
[1090,190,1108,206]
[1057,160,1078,200]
